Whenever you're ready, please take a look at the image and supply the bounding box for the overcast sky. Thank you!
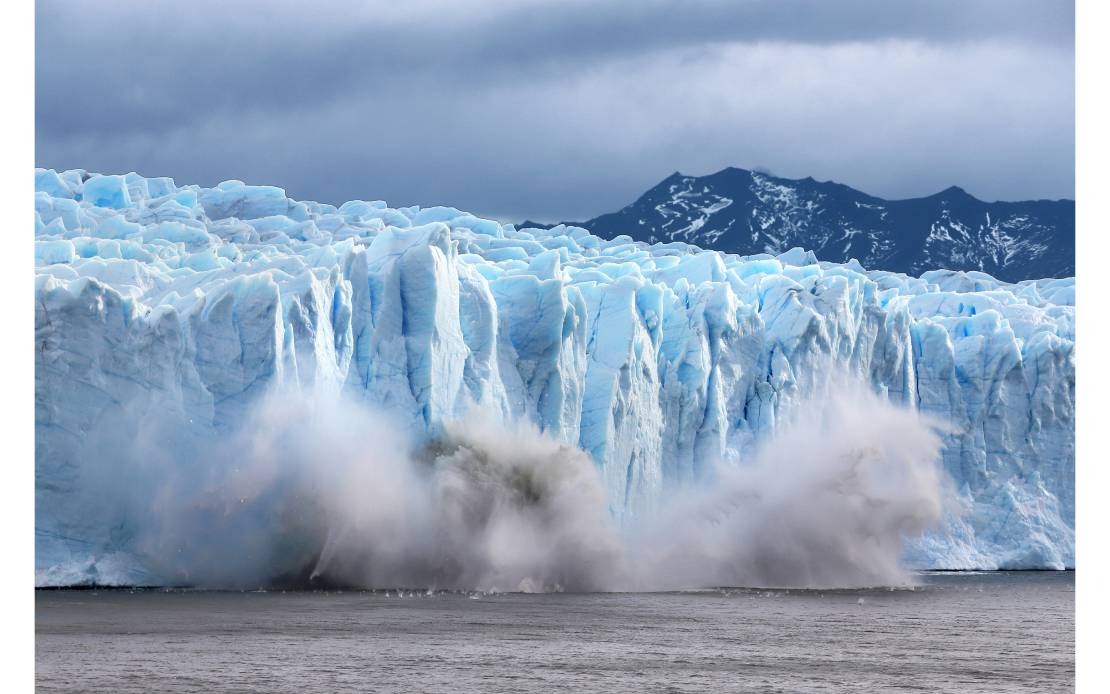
[35,0,1074,221]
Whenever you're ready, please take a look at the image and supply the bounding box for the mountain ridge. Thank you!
[522,167,1074,282]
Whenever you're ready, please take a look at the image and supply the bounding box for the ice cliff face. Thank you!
[34,169,1074,584]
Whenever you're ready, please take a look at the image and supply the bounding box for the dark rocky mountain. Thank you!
[523,167,1073,282]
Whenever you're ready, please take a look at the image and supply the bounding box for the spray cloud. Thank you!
[93,381,948,591]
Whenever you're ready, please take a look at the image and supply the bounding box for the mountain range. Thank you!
[521,167,1074,282]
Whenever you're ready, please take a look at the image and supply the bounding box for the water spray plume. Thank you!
[99,382,948,591]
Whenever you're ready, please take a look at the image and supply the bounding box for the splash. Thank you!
[624,383,949,589]
[102,383,947,591]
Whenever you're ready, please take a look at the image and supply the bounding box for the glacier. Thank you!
[34,169,1075,586]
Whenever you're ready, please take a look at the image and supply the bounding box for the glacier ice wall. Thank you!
[34,169,1075,584]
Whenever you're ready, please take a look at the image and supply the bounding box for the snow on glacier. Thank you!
[34,169,1075,585]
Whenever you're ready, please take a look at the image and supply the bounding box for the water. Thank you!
[36,572,1073,693]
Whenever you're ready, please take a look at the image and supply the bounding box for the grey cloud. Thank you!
[35,0,1073,137]
[36,0,1074,221]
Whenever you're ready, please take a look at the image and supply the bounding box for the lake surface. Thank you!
[36,572,1073,693]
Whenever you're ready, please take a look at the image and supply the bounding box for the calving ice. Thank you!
[33,169,1075,588]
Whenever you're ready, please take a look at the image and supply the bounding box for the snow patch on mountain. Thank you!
[581,168,1073,282]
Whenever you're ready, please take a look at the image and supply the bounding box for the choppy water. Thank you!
[36,572,1073,693]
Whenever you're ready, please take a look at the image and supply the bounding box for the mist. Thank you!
[625,385,949,589]
[92,383,949,592]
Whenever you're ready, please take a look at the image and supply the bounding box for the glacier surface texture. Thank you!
[34,169,1075,585]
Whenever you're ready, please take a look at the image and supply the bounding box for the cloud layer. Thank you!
[36,0,1074,221]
